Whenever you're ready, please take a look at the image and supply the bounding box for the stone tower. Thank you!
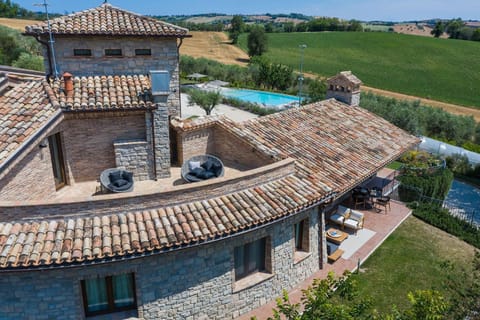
[326,71,362,106]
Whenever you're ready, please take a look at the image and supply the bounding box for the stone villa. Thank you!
[0,3,419,319]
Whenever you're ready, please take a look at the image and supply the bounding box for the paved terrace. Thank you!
[238,199,412,320]
[50,162,249,203]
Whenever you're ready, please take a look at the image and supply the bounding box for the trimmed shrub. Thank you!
[411,203,480,249]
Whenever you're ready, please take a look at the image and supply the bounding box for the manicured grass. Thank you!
[350,216,476,313]
[238,32,480,107]
[386,161,403,170]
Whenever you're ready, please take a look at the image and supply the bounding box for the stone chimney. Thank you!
[326,71,362,106]
[149,70,171,179]
[63,72,73,97]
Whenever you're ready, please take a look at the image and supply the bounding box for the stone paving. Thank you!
[237,198,412,320]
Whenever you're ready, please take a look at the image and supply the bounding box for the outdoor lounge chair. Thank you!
[100,168,134,193]
[343,209,364,234]
[329,205,350,227]
[181,154,224,183]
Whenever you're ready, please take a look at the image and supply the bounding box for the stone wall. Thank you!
[0,143,57,201]
[43,36,181,117]
[114,139,153,181]
[0,207,323,320]
[60,112,146,182]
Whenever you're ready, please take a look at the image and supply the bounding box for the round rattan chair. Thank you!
[100,168,134,193]
[181,154,224,183]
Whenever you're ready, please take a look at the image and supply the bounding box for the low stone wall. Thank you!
[0,159,297,220]
[114,139,154,181]
[0,206,322,320]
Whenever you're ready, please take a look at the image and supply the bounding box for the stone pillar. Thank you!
[319,206,328,267]
[152,105,171,179]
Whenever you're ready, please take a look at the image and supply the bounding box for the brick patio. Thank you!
[237,199,412,320]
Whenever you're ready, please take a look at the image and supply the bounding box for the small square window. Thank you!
[135,49,152,56]
[105,49,122,56]
[74,49,92,56]
[81,273,136,317]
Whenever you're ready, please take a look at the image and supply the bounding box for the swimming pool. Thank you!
[220,88,299,108]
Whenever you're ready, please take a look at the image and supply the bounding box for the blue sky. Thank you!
[14,0,480,21]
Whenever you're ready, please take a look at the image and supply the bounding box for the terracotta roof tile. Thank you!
[25,3,189,38]
[49,74,155,112]
[224,99,420,193]
[0,99,419,270]
[0,174,330,270]
[0,80,59,166]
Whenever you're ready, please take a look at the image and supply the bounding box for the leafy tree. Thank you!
[430,21,445,38]
[247,26,268,57]
[445,18,464,39]
[472,29,480,41]
[187,89,222,115]
[12,52,44,71]
[305,77,326,103]
[0,32,20,65]
[229,15,244,44]
[348,20,364,32]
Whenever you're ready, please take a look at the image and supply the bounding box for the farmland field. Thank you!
[238,32,480,108]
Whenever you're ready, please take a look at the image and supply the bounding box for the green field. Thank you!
[238,32,480,107]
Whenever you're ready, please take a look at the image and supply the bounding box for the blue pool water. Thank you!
[445,179,480,223]
[220,88,299,107]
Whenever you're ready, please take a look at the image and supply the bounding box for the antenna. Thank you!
[34,0,59,78]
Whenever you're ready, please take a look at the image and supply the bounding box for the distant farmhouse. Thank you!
[0,3,419,319]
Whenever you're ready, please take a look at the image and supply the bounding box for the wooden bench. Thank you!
[327,248,344,263]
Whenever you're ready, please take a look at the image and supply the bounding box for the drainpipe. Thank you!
[34,35,53,77]
[150,109,157,180]
[177,37,184,117]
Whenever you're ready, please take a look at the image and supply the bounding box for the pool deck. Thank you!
[181,93,258,122]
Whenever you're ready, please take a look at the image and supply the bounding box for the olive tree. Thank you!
[187,89,222,115]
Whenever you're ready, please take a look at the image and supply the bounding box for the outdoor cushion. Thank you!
[336,205,350,217]
[344,218,360,228]
[189,161,201,171]
[201,159,215,171]
[350,210,364,221]
[212,163,223,177]
[190,167,205,177]
[109,171,122,182]
[329,213,346,225]
[198,170,215,180]
[113,178,128,188]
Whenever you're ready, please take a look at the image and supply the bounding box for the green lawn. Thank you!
[238,32,480,107]
[350,216,477,313]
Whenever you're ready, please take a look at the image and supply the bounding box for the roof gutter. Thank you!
[0,191,336,273]
[0,109,63,178]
